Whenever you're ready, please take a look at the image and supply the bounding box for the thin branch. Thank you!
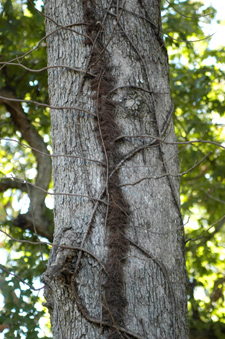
[197,218,225,245]
[0,264,44,291]
[110,140,158,178]
[0,95,96,117]
[0,62,95,77]
[0,178,28,192]
[115,134,225,150]
[9,176,108,205]
[0,229,106,272]
[107,84,170,96]
[0,138,105,166]
[28,0,88,32]
[27,0,93,43]
[185,214,225,243]
[0,25,92,72]
[105,6,157,30]
[201,189,225,205]
[120,152,212,187]
[165,0,214,19]
[108,5,214,43]
[163,31,215,43]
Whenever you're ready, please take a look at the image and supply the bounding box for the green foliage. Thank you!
[162,1,225,337]
[0,0,224,338]
[0,228,50,338]
[0,0,49,134]
[0,0,52,337]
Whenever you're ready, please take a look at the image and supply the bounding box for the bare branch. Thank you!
[10,176,108,205]
[185,214,225,243]
[0,138,105,166]
[105,6,157,30]
[0,178,28,192]
[120,152,212,187]
[0,7,97,77]
[0,229,106,273]
[0,26,91,72]
[28,0,91,41]
[108,5,214,43]
[201,189,225,205]
[115,134,225,150]
[107,84,170,96]
[0,95,96,117]
[163,31,215,43]
[0,263,44,291]
[0,61,95,77]
[165,0,214,19]
[110,140,158,177]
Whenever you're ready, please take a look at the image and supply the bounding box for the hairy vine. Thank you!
[82,1,130,336]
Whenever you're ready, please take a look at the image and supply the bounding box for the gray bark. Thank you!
[43,0,188,338]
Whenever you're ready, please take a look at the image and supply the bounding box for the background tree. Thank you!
[0,0,224,338]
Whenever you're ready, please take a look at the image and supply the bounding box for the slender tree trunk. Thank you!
[42,0,189,338]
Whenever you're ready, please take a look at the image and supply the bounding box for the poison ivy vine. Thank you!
[0,0,224,338]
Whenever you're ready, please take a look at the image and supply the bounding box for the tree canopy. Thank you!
[0,0,225,338]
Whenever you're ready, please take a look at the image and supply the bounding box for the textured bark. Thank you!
[43,0,188,338]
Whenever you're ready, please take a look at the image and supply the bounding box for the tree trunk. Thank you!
[42,0,189,338]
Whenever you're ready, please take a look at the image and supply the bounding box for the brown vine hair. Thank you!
[83,1,130,337]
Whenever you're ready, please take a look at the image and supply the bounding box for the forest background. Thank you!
[0,0,225,338]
